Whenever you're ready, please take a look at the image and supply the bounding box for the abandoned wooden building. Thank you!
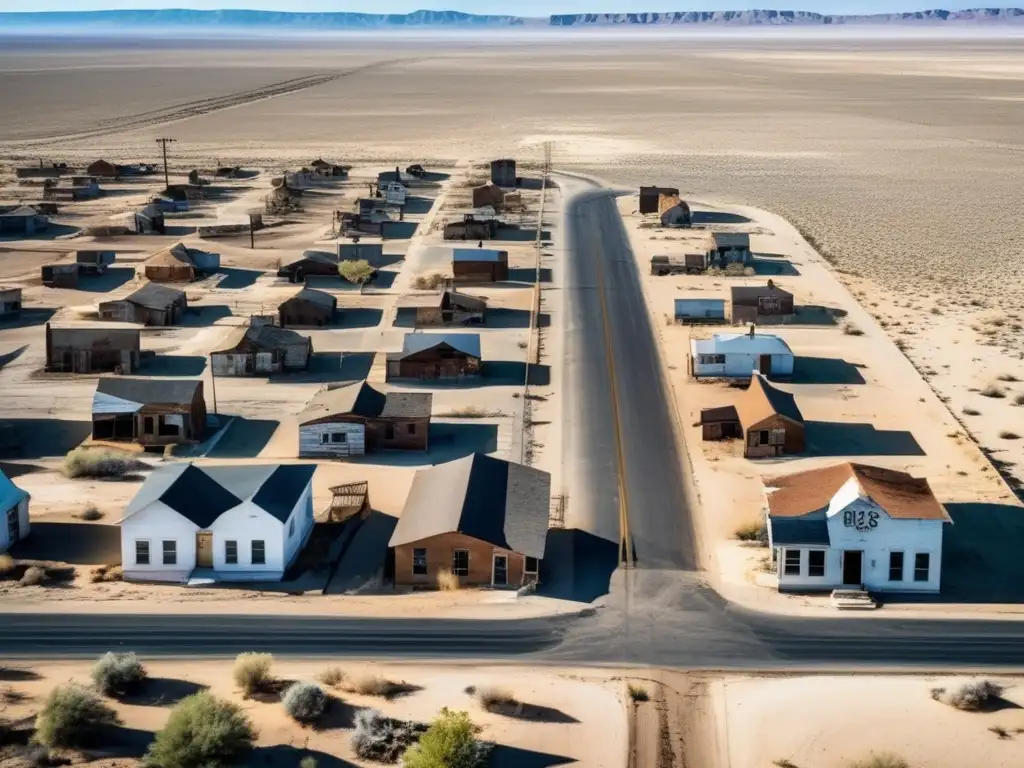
[297,380,433,457]
[75,250,115,275]
[710,232,752,264]
[144,243,219,282]
[86,160,119,179]
[651,253,707,276]
[210,323,312,376]
[659,196,692,228]
[44,176,100,201]
[15,164,68,180]
[310,159,349,178]
[389,452,549,588]
[338,242,384,266]
[452,248,509,284]
[386,333,482,382]
[731,281,795,324]
[472,183,506,209]
[700,373,805,457]
[444,215,498,241]
[45,323,141,374]
[0,206,49,236]
[396,290,486,326]
[92,377,206,447]
[41,263,80,288]
[490,159,517,188]
[134,204,166,234]
[277,251,340,283]
[278,288,336,327]
[639,186,679,215]
[0,287,22,319]
[99,284,187,326]
[674,298,726,324]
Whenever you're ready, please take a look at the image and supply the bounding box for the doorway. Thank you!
[196,532,213,568]
[492,554,508,587]
[758,354,772,376]
[842,550,863,586]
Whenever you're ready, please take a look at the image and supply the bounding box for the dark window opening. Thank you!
[413,548,427,575]
[914,553,930,582]
[252,540,266,565]
[807,550,825,577]
[524,556,539,575]
[452,549,469,576]
[162,540,176,565]
[225,540,238,565]
[385,424,395,440]
[135,540,150,566]
[783,549,801,576]
[889,551,904,582]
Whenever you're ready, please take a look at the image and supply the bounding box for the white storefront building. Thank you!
[689,329,794,379]
[765,462,949,593]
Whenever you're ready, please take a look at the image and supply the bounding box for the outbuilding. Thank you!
[472,183,506,209]
[386,333,482,382]
[675,298,726,324]
[0,469,30,554]
[731,280,794,324]
[310,159,349,178]
[15,164,67,180]
[639,186,679,215]
[75,250,116,275]
[0,206,49,236]
[444,215,498,241]
[278,288,336,327]
[45,323,141,374]
[700,373,805,456]
[41,262,80,288]
[397,290,486,326]
[134,204,166,235]
[765,462,949,593]
[119,463,316,583]
[92,377,206,447]
[490,159,517,188]
[99,283,187,326]
[710,232,752,264]
[278,251,340,283]
[209,323,312,376]
[297,380,432,457]
[689,328,794,379]
[87,159,119,179]
[452,248,508,284]
[659,195,691,228]
[144,243,218,283]
[389,453,548,588]
[0,287,22,319]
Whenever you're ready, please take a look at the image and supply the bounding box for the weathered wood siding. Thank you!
[298,422,366,458]
[393,532,529,588]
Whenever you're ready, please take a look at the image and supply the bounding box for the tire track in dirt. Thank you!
[4,59,413,148]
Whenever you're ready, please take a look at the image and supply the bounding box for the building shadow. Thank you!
[0,344,30,369]
[163,224,197,237]
[337,308,383,329]
[0,223,80,242]
[0,309,56,330]
[73,267,135,293]
[495,227,551,242]
[791,357,866,385]
[804,421,924,457]
[505,267,552,284]
[538,528,619,603]
[482,361,549,386]
[0,667,41,681]
[383,221,419,240]
[327,510,397,595]
[753,305,843,326]
[418,171,450,183]
[11,521,122,565]
[207,418,280,458]
[0,418,92,458]
[490,745,574,767]
[368,270,397,289]
[486,309,549,329]
[403,196,435,214]
[182,305,233,326]
[269,352,344,383]
[125,677,207,707]
[751,257,799,277]
[142,354,207,376]
[252,745,357,767]
[217,267,263,289]
[485,701,580,724]
[353,423,499,467]
[516,177,545,190]
[691,210,751,225]
[89,725,155,759]
[304,275,345,290]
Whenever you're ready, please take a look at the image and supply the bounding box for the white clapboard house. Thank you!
[0,469,29,553]
[689,328,794,378]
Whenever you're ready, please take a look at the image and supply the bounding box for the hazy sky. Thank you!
[0,0,969,14]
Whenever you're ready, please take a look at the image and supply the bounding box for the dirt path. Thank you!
[631,672,721,768]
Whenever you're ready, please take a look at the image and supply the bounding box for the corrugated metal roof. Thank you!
[453,248,506,263]
[124,283,186,311]
[284,288,336,310]
[398,333,481,359]
[299,381,432,423]
[95,377,201,408]
[91,391,144,415]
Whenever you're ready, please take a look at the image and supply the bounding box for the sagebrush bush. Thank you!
[77,504,104,521]
[937,679,1005,711]
[338,259,374,284]
[413,272,447,290]
[402,708,490,768]
[282,682,327,724]
[347,674,398,698]
[734,520,767,544]
[34,683,119,748]
[19,566,46,587]
[144,692,255,768]
[436,568,460,592]
[350,708,427,763]
[628,684,649,703]
[980,384,1006,399]
[91,651,147,697]
[63,447,138,479]
[475,686,516,711]
[318,666,345,687]
[232,652,273,697]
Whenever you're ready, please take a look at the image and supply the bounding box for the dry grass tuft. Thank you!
[628,684,649,703]
[232,653,274,698]
[413,272,448,290]
[476,686,517,711]
[841,321,864,336]
[76,503,103,521]
[317,666,346,688]
[932,679,1005,711]
[734,520,767,544]
[846,754,909,768]
[19,566,46,587]
[436,568,460,591]
[63,447,140,479]
[980,384,1006,399]
[961,406,981,416]
[89,564,122,583]
[999,431,1021,440]
[997,373,1020,382]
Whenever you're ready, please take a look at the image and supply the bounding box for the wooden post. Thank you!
[209,356,218,415]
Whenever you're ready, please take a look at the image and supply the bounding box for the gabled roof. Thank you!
[94,377,201,412]
[122,283,186,310]
[0,206,42,218]
[0,468,29,513]
[389,453,550,558]
[293,250,340,267]
[146,243,194,267]
[453,248,506,263]
[282,288,336,310]
[212,323,310,354]
[731,284,793,303]
[122,463,316,527]
[691,333,793,357]
[736,373,803,428]
[391,333,481,360]
[298,381,432,424]
[766,462,949,521]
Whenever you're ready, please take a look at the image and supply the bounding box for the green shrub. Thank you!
[339,259,375,284]
[145,692,255,768]
[34,683,120,748]
[282,682,327,724]
[628,684,649,703]
[91,651,147,697]
[63,447,139,479]
[734,520,767,544]
[402,708,491,768]
[232,652,273,698]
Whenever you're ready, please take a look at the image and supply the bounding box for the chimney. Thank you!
[748,324,756,339]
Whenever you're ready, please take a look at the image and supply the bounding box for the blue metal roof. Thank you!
[453,248,505,263]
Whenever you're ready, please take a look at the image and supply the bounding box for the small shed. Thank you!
[298,380,433,457]
[99,284,187,326]
[731,280,794,324]
[675,298,726,324]
[397,290,486,326]
[386,333,482,382]
[711,233,752,264]
[144,243,218,283]
[660,198,692,228]
[134,204,166,235]
[338,242,384,266]
[0,206,49,236]
[41,263,80,288]
[92,377,206,446]
[689,328,794,379]
[472,183,506,210]
[0,468,30,553]
[452,248,509,284]
[490,159,517,188]
[75,250,116,275]
[0,287,22,318]
[278,251,340,283]
[45,323,141,374]
[310,159,349,178]
[443,217,495,241]
[639,186,679,215]
[210,323,312,376]
[87,160,119,179]
[278,288,337,327]
[15,165,66,179]
[700,373,805,457]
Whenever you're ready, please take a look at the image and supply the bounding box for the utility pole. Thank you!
[209,356,218,416]
[155,138,176,189]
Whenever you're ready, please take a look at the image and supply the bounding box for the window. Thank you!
[135,540,150,566]
[320,433,329,445]
[406,423,416,435]
[330,432,346,444]
[889,552,904,582]
[524,556,539,575]
[289,518,296,538]
[162,540,176,566]
[758,430,770,445]
[783,549,801,576]
[700,354,726,365]
[225,540,238,565]
[914,553,930,582]
[385,424,395,440]
[807,550,825,577]
[251,540,266,565]
[412,548,427,575]
[143,416,155,434]
[452,549,469,576]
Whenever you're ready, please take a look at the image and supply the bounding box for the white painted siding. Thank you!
[211,501,286,581]
[120,500,197,583]
[298,422,365,458]
[0,497,30,552]
[282,483,315,570]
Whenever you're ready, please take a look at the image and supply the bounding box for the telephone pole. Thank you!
[155,138,176,189]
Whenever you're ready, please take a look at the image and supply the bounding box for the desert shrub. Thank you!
[76,504,104,521]
[628,684,649,703]
[475,686,515,712]
[997,373,1020,382]
[935,679,1005,711]
[347,674,399,698]
[145,691,255,768]
[980,384,1006,399]
[846,754,908,768]
[351,708,427,763]
[773,761,799,768]
[999,431,1021,440]
[734,520,767,544]
[318,666,345,687]
[339,259,375,284]
[961,406,981,416]
[402,708,490,768]
[91,651,147,697]
[1015,393,1024,406]
[282,682,327,724]
[232,652,273,698]
[63,447,138,479]
[989,725,1010,739]
[19,566,46,587]
[34,683,120,748]
[90,564,122,583]
[841,321,864,336]
[413,272,448,290]
[436,568,460,592]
